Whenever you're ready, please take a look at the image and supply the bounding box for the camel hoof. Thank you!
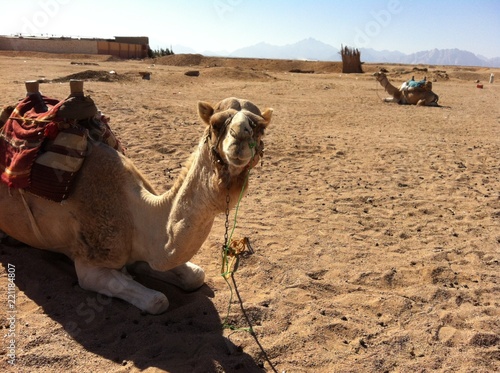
[145,293,169,314]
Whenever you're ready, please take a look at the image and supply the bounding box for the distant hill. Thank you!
[229,38,340,61]
[193,38,500,67]
[358,47,497,67]
[398,48,488,66]
[359,48,407,64]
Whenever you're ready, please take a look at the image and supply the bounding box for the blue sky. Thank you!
[1,0,499,58]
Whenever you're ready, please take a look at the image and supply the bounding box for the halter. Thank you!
[207,113,263,170]
[210,114,232,166]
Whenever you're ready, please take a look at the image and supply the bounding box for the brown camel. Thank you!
[0,86,272,314]
[373,71,439,106]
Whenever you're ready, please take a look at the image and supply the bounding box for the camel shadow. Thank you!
[0,243,264,372]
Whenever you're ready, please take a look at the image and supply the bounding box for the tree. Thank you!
[147,46,174,58]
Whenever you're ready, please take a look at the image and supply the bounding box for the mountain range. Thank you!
[174,38,500,68]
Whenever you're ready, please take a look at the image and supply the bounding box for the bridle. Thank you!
[209,114,232,167]
[207,113,264,170]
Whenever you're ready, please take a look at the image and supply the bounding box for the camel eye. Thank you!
[211,115,231,132]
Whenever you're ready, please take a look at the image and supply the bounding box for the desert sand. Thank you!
[0,52,499,372]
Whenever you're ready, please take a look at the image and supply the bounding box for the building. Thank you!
[0,35,149,59]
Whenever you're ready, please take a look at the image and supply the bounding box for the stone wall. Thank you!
[0,37,98,54]
[0,36,149,58]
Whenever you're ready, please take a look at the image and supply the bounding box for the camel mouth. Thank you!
[226,156,251,167]
[224,147,255,167]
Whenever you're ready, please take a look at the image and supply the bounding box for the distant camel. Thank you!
[373,71,439,106]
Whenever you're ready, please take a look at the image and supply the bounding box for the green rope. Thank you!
[221,141,256,331]
[219,140,279,372]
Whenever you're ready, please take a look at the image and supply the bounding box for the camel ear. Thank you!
[260,108,273,127]
[198,101,214,125]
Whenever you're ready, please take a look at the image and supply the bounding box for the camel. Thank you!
[373,71,439,106]
[0,82,272,314]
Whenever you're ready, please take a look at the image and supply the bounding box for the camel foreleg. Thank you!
[75,260,169,314]
[128,261,206,292]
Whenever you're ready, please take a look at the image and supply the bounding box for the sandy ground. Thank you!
[0,52,499,372]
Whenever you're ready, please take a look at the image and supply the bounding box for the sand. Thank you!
[0,53,499,372]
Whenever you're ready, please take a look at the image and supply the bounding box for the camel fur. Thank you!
[373,71,439,106]
[0,97,272,314]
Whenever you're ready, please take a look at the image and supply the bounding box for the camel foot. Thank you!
[128,261,206,292]
[75,260,169,314]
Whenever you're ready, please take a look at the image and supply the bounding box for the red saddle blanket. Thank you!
[0,93,123,202]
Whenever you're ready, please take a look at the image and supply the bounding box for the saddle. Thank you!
[404,76,433,91]
[0,81,124,202]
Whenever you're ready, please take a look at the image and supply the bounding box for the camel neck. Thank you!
[379,76,400,96]
[137,131,251,270]
[151,137,228,269]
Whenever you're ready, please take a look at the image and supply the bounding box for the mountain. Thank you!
[173,38,500,67]
[229,38,340,61]
[359,48,406,63]
[360,47,496,66]
[194,38,500,67]
[399,48,487,66]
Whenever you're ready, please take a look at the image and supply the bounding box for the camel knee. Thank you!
[127,261,205,291]
[172,262,206,291]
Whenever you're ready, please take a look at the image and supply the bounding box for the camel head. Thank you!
[198,97,272,172]
[372,71,387,82]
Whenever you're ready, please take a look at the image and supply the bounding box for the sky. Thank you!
[1,0,499,58]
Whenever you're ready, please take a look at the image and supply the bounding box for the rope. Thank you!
[9,116,53,123]
[229,271,278,373]
[219,141,279,372]
[220,143,255,330]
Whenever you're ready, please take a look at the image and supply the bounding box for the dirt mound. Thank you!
[155,54,343,73]
[51,70,132,82]
[448,70,492,82]
[155,53,204,66]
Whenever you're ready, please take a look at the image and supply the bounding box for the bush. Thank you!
[148,47,174,58]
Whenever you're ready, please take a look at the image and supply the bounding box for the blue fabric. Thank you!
[407,79,426,88]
